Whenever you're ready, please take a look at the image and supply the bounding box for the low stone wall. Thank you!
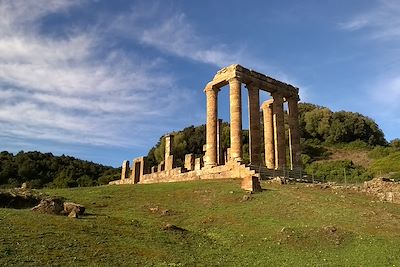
[362,177,400,204]
[109,161,257,185]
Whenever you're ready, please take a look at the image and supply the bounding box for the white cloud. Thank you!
[111,4,248,68]
[0,0,193,149]
[340,0,400,40]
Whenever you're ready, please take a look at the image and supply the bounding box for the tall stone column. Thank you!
[164,134,174,170]
[272,93,286,170]
[217,119,224,165]
[261,99,275,169]
[247,84,261,165]
[229,77,242,162]
[205,86,218,167]
[288,95,301,170]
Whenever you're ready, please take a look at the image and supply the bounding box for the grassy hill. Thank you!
[2,179,400,266]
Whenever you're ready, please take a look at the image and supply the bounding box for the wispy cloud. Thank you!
[111,7,240,67]
[0,0,192,149]
[340,0,400,40]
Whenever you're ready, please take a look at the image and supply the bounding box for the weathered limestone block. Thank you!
[241,176,262,192]
[63,202,85,217]
[164,134,175,171]
[132,157,146,184]
[225,148,231,163]
[195,158,204,171]
[165,155,174,171]
[184,153,195,171]
[158,161,165,172]
[151,166,157,173]
[121,160,130,180]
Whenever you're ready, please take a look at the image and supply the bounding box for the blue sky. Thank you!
[0,0,399,167]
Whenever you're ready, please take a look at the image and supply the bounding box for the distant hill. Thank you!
[0,151,119,188]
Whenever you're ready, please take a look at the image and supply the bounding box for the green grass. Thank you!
[370,151,400,175]
[2,179,400,266]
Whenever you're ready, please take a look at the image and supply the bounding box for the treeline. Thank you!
[146,103,400,183]
[0,151,120,188]
[147,103,388,167]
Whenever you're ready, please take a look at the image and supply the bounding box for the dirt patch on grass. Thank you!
[276,225,353,248]
[325,148,372,168]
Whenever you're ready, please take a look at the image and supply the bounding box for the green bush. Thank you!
[305,160,372,183]
[77,175,93,187]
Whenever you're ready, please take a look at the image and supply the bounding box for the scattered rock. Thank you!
[31,198,85,218]
[270,177,287,185]
[161,209,170,216]
[68,209,78,218]
[241,194,252,202]
[31,197,64,215]
[63,202,85,217]
[362,177,400,204]
[320,184,330,189]
[149,207,159,213]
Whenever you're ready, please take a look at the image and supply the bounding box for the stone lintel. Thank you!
[208,64,298,98]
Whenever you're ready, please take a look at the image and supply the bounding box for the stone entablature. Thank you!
[205,64,299,99]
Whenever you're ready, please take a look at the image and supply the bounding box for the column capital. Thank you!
[245,83,259,91]
[261,99,274,110]
[271,92,285,104]
[204,84,220,93]
[228,77,241,85]
[287,93,300,102]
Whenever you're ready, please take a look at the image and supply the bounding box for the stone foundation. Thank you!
[109,161,257,185]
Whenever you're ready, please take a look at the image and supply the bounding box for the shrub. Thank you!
[369,152,400,176]
[305,160,372,183]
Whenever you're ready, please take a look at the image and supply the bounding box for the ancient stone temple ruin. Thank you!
[110,64,301,185]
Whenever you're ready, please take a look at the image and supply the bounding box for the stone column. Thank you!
[229,77,242,162]
[217,119,224,165]
[205,86,218,167]
[261,99,275,169]
[272,93,286,170]
[165,134,174,170]
[247,84,261,165]
[288,95,301,170]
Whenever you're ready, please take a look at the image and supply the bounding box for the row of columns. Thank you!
[205,78,301,170]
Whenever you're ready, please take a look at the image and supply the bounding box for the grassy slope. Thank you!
[1,179,400,266]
